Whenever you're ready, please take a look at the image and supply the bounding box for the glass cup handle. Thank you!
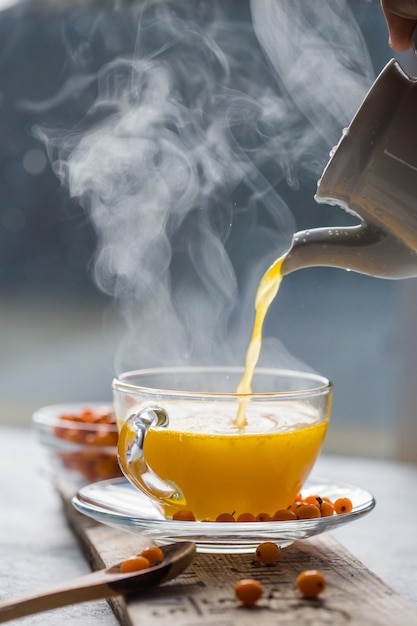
[117,407,185,507]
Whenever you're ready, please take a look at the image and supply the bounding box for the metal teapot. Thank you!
[281,58,417,279]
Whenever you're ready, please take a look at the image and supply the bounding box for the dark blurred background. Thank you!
[1,0,416,463]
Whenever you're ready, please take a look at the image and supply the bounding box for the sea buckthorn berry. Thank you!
[79,409,97,422]
[86,432,117,447]
[288,501,304,514]
[172,510,196,521]
[296,570,326,598]
[140,546,165,566]
[120,556,151,573]
[304,495,321,506]
[319,500,335,517]
[66,429,85,444]
[273,509,298,521]
[296,504,321,519]
[255,542,281,565]
[235,579,264,606]
[237,512,257,522]
[53,406,120,482]
[334,497,353,514]
[216,512,236,522]
[256,512,272,522]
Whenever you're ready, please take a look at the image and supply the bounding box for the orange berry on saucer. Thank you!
[216,512,236,522]
[288,501,303,514]
[304,495,321,506]
[237,512,257,522]
[273,509,298,521]
[334,497,353,514]
[319,500,335,517]
[172,510,196,521]
[256,512,272,522]
[296,504,321,520]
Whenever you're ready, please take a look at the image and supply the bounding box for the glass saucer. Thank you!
[73,477,375,554]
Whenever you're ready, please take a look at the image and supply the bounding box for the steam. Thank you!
[38,0,374,374]
[250,0,374,144]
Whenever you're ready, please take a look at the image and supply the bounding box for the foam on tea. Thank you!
[148,400,320,434]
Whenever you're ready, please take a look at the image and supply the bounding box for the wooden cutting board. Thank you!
[59,487,417,626]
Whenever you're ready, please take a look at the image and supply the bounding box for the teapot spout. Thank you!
[281,223,417,279]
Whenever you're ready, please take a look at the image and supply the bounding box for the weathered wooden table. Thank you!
[1,425,417,625]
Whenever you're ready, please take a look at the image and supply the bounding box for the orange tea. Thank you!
[144,405,328,520]
[115,367,331,520]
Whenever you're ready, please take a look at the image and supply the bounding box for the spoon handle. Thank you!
[0,542,195,623]
[0,570,119,623]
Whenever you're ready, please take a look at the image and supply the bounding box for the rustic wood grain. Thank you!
[59,488,417,626]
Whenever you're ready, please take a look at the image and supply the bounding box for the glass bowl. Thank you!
[32,402,123,488]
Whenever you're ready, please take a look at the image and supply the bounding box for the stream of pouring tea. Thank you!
[234,255,284,428]
[234,0,375,429]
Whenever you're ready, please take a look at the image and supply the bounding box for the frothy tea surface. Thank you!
[148,401,321,435]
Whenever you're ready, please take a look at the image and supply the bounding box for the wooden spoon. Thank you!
[0,541,195,623]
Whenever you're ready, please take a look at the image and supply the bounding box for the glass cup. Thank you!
[113,366,332,521]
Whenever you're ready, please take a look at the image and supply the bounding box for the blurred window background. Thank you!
[1,0,417,464]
